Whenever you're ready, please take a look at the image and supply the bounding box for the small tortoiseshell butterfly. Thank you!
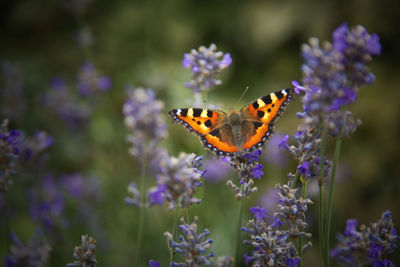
[169,89,293,156]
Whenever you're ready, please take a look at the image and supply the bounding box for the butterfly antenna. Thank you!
[233,86,249,109]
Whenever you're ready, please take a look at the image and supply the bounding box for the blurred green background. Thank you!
[1,0,399,266]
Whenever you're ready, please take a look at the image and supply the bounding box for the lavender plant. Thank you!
[3,233,51,267]
[279,23,381,266]
[182,44,232,106]
[147,151,204,210]
[66,234,97,267]
[331,210,399,266]
[165,216,214,266]
[242,183,313,267]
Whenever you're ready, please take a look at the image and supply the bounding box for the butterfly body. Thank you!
[169,89,293,156]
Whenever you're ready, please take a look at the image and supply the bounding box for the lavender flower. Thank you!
[281,124,331,180]
[183,43,232,94]
[20,130,53,162]
[4,232,51,267]
[123,87,167,161]
[125,182,141,207]
[331,210,399,266]
[226,150,263,200]
[0,119,22,192]
[43,77,92,127]
[28,175,67,231]
[165,216,214,266]
[298,23,380,138]
[77,61,112,96]
[147,152,204,210]
[242,183,313,266]
[66,234,97,267]
[1,61,25,121]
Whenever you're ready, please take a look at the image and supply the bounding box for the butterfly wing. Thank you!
[240,88,293,151]
[169,108,239,156]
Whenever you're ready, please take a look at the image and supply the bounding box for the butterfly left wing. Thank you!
[169,108,240,156]
[240,88,294,151]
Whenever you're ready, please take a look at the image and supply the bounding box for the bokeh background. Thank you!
[1,0,399,266]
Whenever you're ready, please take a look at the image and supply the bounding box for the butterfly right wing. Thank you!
[168,108,239,156]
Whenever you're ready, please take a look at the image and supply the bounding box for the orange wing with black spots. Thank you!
[240,89,294,151]
[169,108,240,156]
[240,89,293,124]
[168,108,224,135]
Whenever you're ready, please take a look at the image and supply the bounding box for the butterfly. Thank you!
[168,88,293,156]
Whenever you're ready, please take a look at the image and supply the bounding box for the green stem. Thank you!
[235,187,245,267]
[170,207,180,264]
[186,208,189,223]
[298,176,308,267]
[135,162,147,267]
[291,170,300,189]
[319,121,328,267]
[325,137,342,267]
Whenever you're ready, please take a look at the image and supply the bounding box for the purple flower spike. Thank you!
[183,44,232,93]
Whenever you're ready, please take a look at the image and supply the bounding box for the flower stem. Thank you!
[325,137,342,267]
[135,161,147,267]
[298,176,308,267]
[235,186,245,267]
[319,122,328,267]
[291,170,300,189]
[169,207,180,264]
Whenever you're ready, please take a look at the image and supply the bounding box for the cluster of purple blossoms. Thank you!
[77,61,112,96]
[43,78,92,127]
[183,43,232,93]
[242,184,313,266]
[280,126,331,180]
[123,87,167,161]
[4,233,51,267]
[1,62,25,122]
[20,130,54,163]
[0,119,22,192]
[66,234,97,267]
[226,150,264,200]
[331,210,399,266]
[146,152,204,210]
[165,216,214,266]
[295,23,381,138]
[202,155,231,183]
[29,173,101,231]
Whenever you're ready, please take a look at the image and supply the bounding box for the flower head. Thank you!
[123,87,167,161]
[43,77,92,128]
[331,210,399,266]
[299,23,380,138]
[4,233,50,267]
[66,235,97,267]
[226,150,263,200]
[148,152,204,210]
[183,44,232,94]
[242,183,313,266]
[77,61,112,96]
[165,216,214,266]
